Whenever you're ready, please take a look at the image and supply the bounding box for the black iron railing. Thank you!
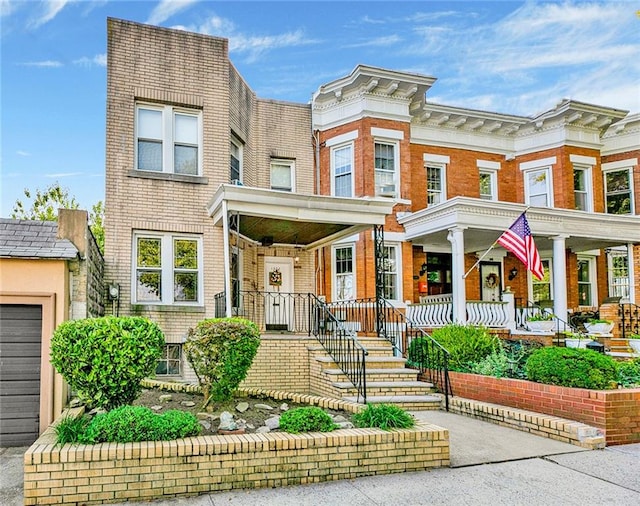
[326,297,453,410]
[619,302,640,338]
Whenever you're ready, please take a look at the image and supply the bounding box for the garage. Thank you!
[0,304,42,447]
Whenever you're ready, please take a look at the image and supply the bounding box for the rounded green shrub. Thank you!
[184,318,260,407]
[352,404,414,430]
[429,324,499,372]
[78,406,200,444]
[50,316,164,409]
[617,358,640,388]
[525,346,618,389]
[279,407,337,433]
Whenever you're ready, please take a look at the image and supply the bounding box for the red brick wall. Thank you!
[439,371,640,445]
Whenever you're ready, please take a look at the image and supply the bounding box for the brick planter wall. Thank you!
[434,371,640,445]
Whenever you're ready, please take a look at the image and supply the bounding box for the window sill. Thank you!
[128,170,209,185]
[131,304,206,313]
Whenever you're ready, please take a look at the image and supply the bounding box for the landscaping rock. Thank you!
[199,420,211,431]
[256,426,270,433]
[180,401,196,407]
[336,421,354,430]
[280,403,289,411]
[236,402,249,413]
[255,403,274,410]
[158,394,172,402]
[219,411,238,431]
[150,405,163,412]
[265,416,280,430]
[69,398,82,408]
[333,415,348,423]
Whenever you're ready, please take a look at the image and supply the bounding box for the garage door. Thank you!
[0,304,42,447]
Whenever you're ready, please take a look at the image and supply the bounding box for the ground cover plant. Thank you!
[50,316,164,409]
[279,406,337,433]
[352,403,415,430]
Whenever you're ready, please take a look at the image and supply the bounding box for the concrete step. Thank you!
[314,355,407,369]
[332,380,436,396]
[343,394,443,411]
[323,367,421,382]
[308,344,393,357]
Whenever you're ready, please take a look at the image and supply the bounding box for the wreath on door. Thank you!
[484,272,499,289]
[269,268,282,286]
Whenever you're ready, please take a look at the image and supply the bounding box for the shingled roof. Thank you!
[0,218,78,259]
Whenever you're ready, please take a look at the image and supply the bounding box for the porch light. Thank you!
[508,267,518,281]
[419,262,428,277]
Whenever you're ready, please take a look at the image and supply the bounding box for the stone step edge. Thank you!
[332,381,435,389]
[343,394,442,404]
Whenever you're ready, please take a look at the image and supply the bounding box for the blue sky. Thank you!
[2,0,639,217]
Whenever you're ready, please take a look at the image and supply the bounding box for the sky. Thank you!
[1,0,639,217]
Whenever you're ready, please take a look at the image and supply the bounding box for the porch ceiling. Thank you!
[208,184,396,249]
[399,197,640,255]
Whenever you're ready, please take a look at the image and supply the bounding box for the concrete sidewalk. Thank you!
[2,411,639,505]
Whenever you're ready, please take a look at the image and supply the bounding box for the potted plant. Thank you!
[628,334,640,354]
[584,318,614,335]
[563,331,590,349]
[525,311,555,333]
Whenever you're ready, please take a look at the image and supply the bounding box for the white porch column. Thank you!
[447,226,467,324]
[627,243,636,304]
[552,235,568,321]
[222,200,232,318]
[502,291,516,331]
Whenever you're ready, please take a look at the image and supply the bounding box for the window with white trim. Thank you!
[604,168,633,214]
[134,232,202,305]
[270,159,294,192]
[156,344,181,376]
[531,259,552,303]
[333,244,355,300]
[479,170,497,200]
[607,248,630,299]
[524,168,552,207]
[573,166,592,211]
[382,244,401,301]
[136,104,201,175]
[577,256,596,306]
[230,135,243,184]
[374,141,398,198]
[426,164,445,205]
[332,144,353,197]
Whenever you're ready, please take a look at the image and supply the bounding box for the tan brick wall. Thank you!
[24,399,449,505]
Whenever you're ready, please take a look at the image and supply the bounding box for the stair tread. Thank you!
[332,381,434,388]
[343,394,442,403]
[323,367,418,375]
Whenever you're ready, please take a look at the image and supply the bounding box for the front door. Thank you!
[480,262,501,301]
[264,257,294,331]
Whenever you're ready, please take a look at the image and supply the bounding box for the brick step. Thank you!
[332,380,436,397]
[323,367,421,382]
[342,394,442,411]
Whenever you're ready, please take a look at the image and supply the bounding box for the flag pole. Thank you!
[462,240,498,279]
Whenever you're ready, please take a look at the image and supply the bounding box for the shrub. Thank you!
[617,359,640,388]
[471,349,511,378]
[50,316,164,409]
[279,407,337,433]
[184,318,260,407]
[78,406,200,444]
[54,415,91,446]
[352,404,415,430]
[525,347,618,389]
[429,324,499,372]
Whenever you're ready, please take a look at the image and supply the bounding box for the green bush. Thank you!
[429,324,499,372]
[352,404,415,430]
[54,415,91,446]
[471,339,544,379]
[77,406,200,444]
[617,359,640,388]
[471,349,511,378]
[50,316,164,409]
[184,318,260,407]
[525,347,618,389]
[279,407,337,434]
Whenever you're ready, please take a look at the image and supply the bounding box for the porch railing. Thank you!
[327,298,452,410]
[619,302,640,338]
[408,299,510,328]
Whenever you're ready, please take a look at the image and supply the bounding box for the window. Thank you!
[374,142,398,197]
[427,165,445,205]
[479,171,497,200]
[332,144,353,197]
[270,159,294,192]
[525,168,552,207]
[573,166,591,211]
[577,257,596,306]
[607,248,630,299]
[231,247,241,312]
[136,104,201,175]
[604,168,633,214]
[134,233,202,305]
[156,344,181,376]
[230,135,243,183]
[333,244,354,300]
[532,259,552,303]
[382,244,401,301]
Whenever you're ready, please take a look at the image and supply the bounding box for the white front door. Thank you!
[264,257,294,330]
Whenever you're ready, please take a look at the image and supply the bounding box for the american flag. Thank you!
[497,213,544,280]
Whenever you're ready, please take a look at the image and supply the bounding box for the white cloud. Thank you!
[1,0,18,17]
[146,0,198,25]
[344,35,402,49]
[20,60,63,67]
[45,172,84,178]
[73,53,107,67]
[28,0,71,29]
[16,150,30,156]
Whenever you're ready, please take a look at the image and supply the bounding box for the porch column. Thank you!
[552,234,568,322]
[447,226,467,324]
[222,200,232,318]
[627,243,636,304]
